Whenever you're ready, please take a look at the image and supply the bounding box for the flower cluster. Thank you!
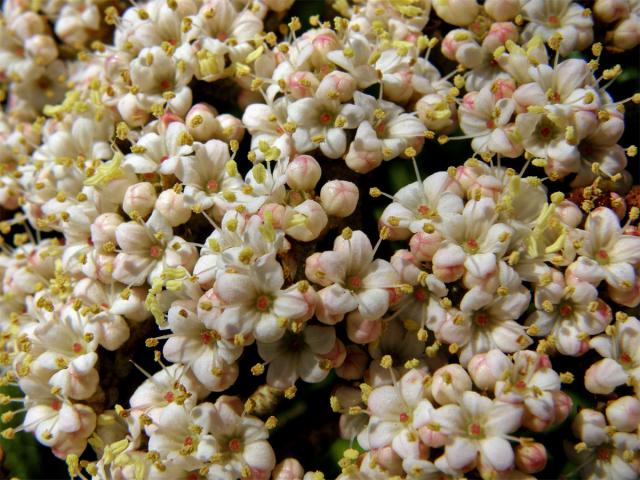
[0,0,638,479]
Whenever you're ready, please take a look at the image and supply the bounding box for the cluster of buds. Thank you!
[0,0,637,479]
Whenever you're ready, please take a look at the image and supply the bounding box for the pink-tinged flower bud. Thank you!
[186,103,221,142]
[310,29,340,61]
[158,112,184,134]
[409,231,444,262]
[335,345,368,380]
[432,244,465,283]
[612,17,640,51]
[320,180,359,218]
[515,442,547,473]
[272,458,304,480]
[431,364,472,405]
[382,69,414,104]
[216,114,245,142]
[552,390,572,425]
[606,396,640,433]
[284,200,328,242]
[584,358,628,395]
[483,0,521,21]
[415,94,457,133]
[123,182,157,218]
[90,213,124,247]
[572,409,607,447]
[319,338,347,368]
[117,93,150,128]
[608,277,640,308]
[594,0,630,23]
[287,71,319,99]
[346,311,382,344]
[259,203,287,229]
[11,11,46,39]
[468,349,511,391]
[441,29,473,59]
[25,34,58,65]
[482,22,519,52]
[467,174,502,201]
[433,0,480,26]
[316,71,357,102]
[155,190,191,227]
[373,446,403,474]
[263,0,295,10]
[286,155,321,191]
[556,200,583,228]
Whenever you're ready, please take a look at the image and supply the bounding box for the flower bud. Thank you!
[433,0,480,26]
[482,22,519,53]
[259,203,287,229]
[316,71,357,102]
[382,69,414,104]
[612,16,640,51]
[415,94,457,133]
[186,103,221,142]
[556,200,583,227]
[155,190,192,227]
[572,409,607,446]
[287,71,319,99]
[432,244,465,283]
[515,442,547,473]
[91,213,124,247]
[483,0,521,21]
[272,458,304,480]
[123,182,157,218]
[608,277,640,308]
[320,180,359,218]
[468,349,511,391]
[117,93,150,128]
[286,155,321,191]
[335,345,368,380]
[407,232,442,263]
[594,0,630,23]
[319,339,347,368]
[216,114,245,142]
[112,286,150,322]
[25,34,58,65]
[431,364,472,405]
[606,396,640,433]
[584,358,628,395]
[552,390,572,425]
[346,311,382,344]
[284,200,328,242]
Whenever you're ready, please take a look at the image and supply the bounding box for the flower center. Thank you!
[468,422,482,438]
[319,112,332,124]
[375,123,386,134]
[164,391,174,403]
[620,352,632,365]
[160,79,171,90]
[417,204,431,218]
[485,119,495,129]
[464,238,479,254]
[547,15,560,26]
[72,342,83,353]
[228,438,242,452]
[414,288,428,302]
[150,245,163,258]
[515,379,527,390]
[474,312,489,327]
[201,331,213,344]
[51,399,62,411]
[399,412,409,423]
[596,249,609,264]
[559,304,573,317]
[184,436,193,446]
[207,179,219,192]
[347,275,362,290]
[255,295,272,312]
[596,446,611,461]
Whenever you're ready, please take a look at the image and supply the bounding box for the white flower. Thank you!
[257,325,336,389]
[434,391,522,473]
[288,91,364,159]
[306,230,401,323]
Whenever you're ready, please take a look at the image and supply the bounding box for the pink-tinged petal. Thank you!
[266,356,299,389]
[215,273,256,304]
[446,436,478,471]
[485,402,522,434]
[362,259,400,288]
[316,284,358,324]
[356,288,389,320]
[480,436,514,471]
[334,230,374,274]
[316,251,348,284]
[368,385,404,418]
[243,440,276,473]
[304,325,336,355]
[586,207,622,250]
